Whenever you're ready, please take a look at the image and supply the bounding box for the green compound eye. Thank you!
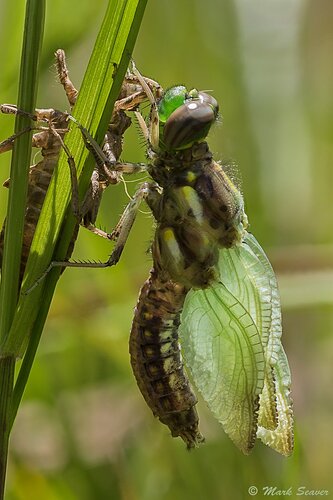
[158,86,187,123]
[159,88,219,151]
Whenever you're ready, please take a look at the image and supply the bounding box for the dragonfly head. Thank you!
[157,86,219,152]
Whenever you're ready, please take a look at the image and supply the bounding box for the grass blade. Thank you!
[0,1,45,496]
[7,0,148,423]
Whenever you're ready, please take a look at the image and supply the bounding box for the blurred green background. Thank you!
[1,0,333,498]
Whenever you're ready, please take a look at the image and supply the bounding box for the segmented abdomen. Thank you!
[0,117,67,281]
[129,268,204,448]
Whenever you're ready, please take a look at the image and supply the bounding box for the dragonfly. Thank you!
[25,65,294,455]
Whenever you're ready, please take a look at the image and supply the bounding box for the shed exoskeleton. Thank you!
[0,51,155,283]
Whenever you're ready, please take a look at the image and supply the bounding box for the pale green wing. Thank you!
[219,234,278,431]
[180,282,265,454]
[256,345,293,456]
[180,231,293,455]
[244,233,293,456]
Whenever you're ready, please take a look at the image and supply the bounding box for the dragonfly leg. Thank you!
[0,106,69,190]
[0,105,70,146]
[71,116,148,180]
[0,122,69,157]
[0,103,37,121]
[0,105,40,156]
[24,182,161,294]
[37,124,83,223]
[55,49,78,107]
[129,62,160,150]
[114,64,163,150]
[106,181,160,265]
[123,70,162,98]
[0,126,33,154]
[117,68,163,113]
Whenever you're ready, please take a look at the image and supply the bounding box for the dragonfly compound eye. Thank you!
[198,92,219,116]
[163,100,217,151]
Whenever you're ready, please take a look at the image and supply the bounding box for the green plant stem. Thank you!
[0,357,15,499]
[0,0,45,497]
[0,0,45,344]
[9,271,58,428]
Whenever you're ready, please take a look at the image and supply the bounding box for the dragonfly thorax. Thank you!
[147,152,247,289]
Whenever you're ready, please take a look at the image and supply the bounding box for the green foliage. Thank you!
[0,0,333,498]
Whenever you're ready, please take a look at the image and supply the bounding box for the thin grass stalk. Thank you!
[0,1,45,496]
